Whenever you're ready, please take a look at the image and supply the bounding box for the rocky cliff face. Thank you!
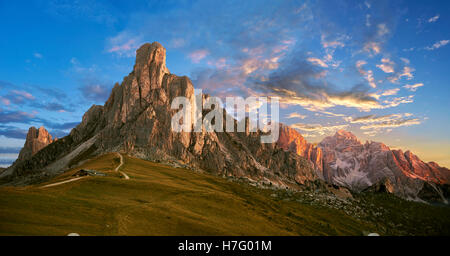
[277,124,322,173]
[2,42,317,188]
[317,130,450,202]
[276,127,449,202]
[17,126,54,161]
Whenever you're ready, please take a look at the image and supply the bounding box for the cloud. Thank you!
[428,15,440,23]
[360,118,421,130]
[307,57,328,68]
[291,123,349,136]
[0,96,11,106]
[31,102,73,113]
[107,39,140,57]
[388,66,414,83]
[403,83,424,92]
[34,52,43,59]
[363,42,381,55]
[0,126,28,139]
[346,113,410,124]
[356,61,377,88]
[425,40,449,50]
[0,147,21,154]
[376,58,394,73]
[0,110,37,124]
[381,88,399,96]
[377,24,389,37]
[106,32,142,57]
[8,90,36,103]
[382,95,414,107]
[346,113,421,136]
[78,83,112,102]
[286,112,306,119]
[188,49,210,63]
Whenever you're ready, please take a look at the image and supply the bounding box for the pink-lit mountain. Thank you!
[277,125,450,202]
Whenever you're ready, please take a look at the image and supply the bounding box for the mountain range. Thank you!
[1,42,449,203]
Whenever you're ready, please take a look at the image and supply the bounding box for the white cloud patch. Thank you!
[286,112,306,119]
[307,57,328,68]
[363,42,381,55]
[356,60,377,88]
[188,49,210,63]
[381,88,400,97]
[428,15,440,23]
[106,32,142,57]
[403,83,424,92]
[425,40,449,50]
[291,123,349,136]
[376,58,395,73]
[346,113,421,136]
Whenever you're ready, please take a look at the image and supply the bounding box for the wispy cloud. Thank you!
[78,83,112,102]
[360,118,421,130]
[307,57,328,68]
[291,123,348,136]
[403,83,424,92]
[106,32,142,57]
[285,112,306,119]
[425,40,450,51]
[188,49,210,63]
[356,60,377,88]
[428,14,440,23]
[376,58,395,73]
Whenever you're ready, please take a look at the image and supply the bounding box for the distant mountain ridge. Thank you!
[277,125,450,203]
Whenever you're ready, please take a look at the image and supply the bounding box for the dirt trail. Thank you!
[41,153,129,188]
[41,177,85,188]
[115,153,129,180]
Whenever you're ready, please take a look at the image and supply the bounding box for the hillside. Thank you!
[0,153,449,235]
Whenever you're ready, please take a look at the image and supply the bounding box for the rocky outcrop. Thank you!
[2,42,318,188]
[277,124,322,173]
[316,130,450,202]
[17,126,54,161]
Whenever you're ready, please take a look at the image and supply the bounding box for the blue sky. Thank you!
[0,0,449,167]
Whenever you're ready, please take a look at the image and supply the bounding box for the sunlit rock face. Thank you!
[17,126,54,161]
[277,124,323,174]
[317,130,450,202]
[277,126,449,202]
[4,42,318,188]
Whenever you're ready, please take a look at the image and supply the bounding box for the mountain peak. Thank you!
[335,129,357,139]
[17,126,54,161]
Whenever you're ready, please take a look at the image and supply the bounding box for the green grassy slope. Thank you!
[0,153,448,236]
[0,153,376,236]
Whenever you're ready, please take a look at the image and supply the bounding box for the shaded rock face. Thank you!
[4,42,317,188]
[17,126,54,161]
[317,130,450,202]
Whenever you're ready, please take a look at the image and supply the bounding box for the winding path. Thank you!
[40,153,129,188]
[115,153,129,180]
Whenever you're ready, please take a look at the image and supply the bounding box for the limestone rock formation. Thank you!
[17,126,54,161]
[277,124,322,173]
[317,130,450,202]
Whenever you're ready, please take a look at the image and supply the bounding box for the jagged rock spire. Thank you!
[17,126,54,161]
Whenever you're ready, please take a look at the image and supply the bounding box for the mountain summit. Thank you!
[17,126,54,161]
